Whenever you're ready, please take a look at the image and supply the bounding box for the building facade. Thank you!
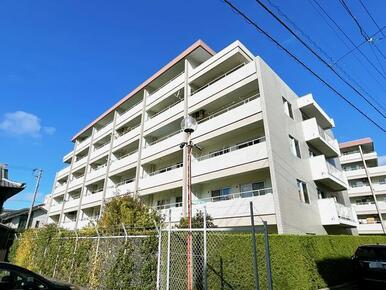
[46,40,357,234]
[340,138,386,234]
[0,204,47,231]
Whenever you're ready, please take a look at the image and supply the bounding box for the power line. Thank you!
[254,0,386,119]
[307,0,386,96]
[339,0,386,61]
[267,0,386,112]
[357,0,386,39]
[221,0,386,133]
[310,0,386,81]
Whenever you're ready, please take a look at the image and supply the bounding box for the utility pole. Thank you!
[25,169,43,229]
[359,146,386,234]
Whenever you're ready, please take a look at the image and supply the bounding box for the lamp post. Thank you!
[180,115,197,290]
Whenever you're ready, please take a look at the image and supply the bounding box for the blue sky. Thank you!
[1,0,385,210]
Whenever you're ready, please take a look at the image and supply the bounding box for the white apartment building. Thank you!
[340,138,386,234]
[46,40,357,234]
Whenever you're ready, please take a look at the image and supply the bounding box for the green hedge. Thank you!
[207,234,386,289]
[10,226,386,290]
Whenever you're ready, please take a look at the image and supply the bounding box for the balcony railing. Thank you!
[197,136,266,162]
[195,188,273,204]
[94,141,110,151]
[148,162,183,177]
[197,94,259,124]
[147,129,183,147]
[120,99,143,115]
[317,125,335,147]
[191,62,246,95]
[153,188,273,211]
[148,98,183,120]
[115,178,135,187]
[149,71,184,96]
[115,149,138,161]
[116,124,140,138]
[326,162,345,182]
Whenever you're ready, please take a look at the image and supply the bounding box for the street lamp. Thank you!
[180,115,197,290]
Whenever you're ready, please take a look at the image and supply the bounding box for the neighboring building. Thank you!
[0,164,25,212]
[0,204,47,231]
[46,40,357,234]
[340,138,386,234]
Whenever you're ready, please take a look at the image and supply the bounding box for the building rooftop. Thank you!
[339,137,374,150]
[72,39,215,141]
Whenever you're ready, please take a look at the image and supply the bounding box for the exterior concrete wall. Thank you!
[256,57,326,234]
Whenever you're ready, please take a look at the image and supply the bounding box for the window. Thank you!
[297,179,309,203]
[34,221,40,228]
[289,135,301,158]
[176,196,182,207]
[282,97,294,119]
[240,182,265,198]
[211,187,231,201]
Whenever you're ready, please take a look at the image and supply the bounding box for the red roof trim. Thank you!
[72,40,215,141]
[339,137,373,149]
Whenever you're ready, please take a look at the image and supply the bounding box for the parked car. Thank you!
[0,262,80,290]
[352,244,386,288]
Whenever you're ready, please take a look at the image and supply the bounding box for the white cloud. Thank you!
[0,111,55,138]
[379,155,386,166]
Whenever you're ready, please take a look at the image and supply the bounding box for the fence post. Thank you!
[52,233,62,278]
[156,223,162,290]
[68,230,79,283]
[249,201,260,290]
[203,206,208,290]
[122,223,128,256]
[166,209,171,290]
[263,221,273,290]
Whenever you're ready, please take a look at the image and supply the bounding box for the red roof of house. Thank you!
[339,137,373,149]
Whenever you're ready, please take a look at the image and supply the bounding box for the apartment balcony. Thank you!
[139,164,183,193]
[57,166,70,179]
[340,151,378,164]
[142,131,184,162]
[189,61,257,110]
[49,203,62,215]
[116,101,143,127]
[297,94,335,129]
[156,188,275,225]
[53,184,67,195]
[144,101,184,134]
[348,183,386,196]
[76,136,92,152]
[309,156,348,190]
[94,122,113,141]
[82,190,103,208]
[192,138,268,184]
[302,118,339,158]
[67,177,84,191]
[345,165,386,180]
[358,223,385,234]
[109,151,138,175]
[113,126,140,149]
[105,179,135,199]
[72,156,88,171]
[61,220,76,230]
[64,198,80,211]
[77,218,97,229]
[147,73,185,107]
[192,96,262,143]
[63,150,73,163]
[86,166,107,184]
[353,201,386,215]
[317,198,357,227]
[90,143,110,161]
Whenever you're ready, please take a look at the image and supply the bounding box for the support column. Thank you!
[74,128,96,229]
[359,145,386,234]
[58,141,79,226]
[182,59,190,218]
[99,111,119,216]
[134,89,148,199]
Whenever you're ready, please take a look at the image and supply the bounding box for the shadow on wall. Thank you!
[316,258,356,288]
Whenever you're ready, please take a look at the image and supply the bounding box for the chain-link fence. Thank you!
[13,226,159,290]
[157,203,273,290]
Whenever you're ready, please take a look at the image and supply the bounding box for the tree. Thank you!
[177,210,215,228]
[97,195,161,233]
